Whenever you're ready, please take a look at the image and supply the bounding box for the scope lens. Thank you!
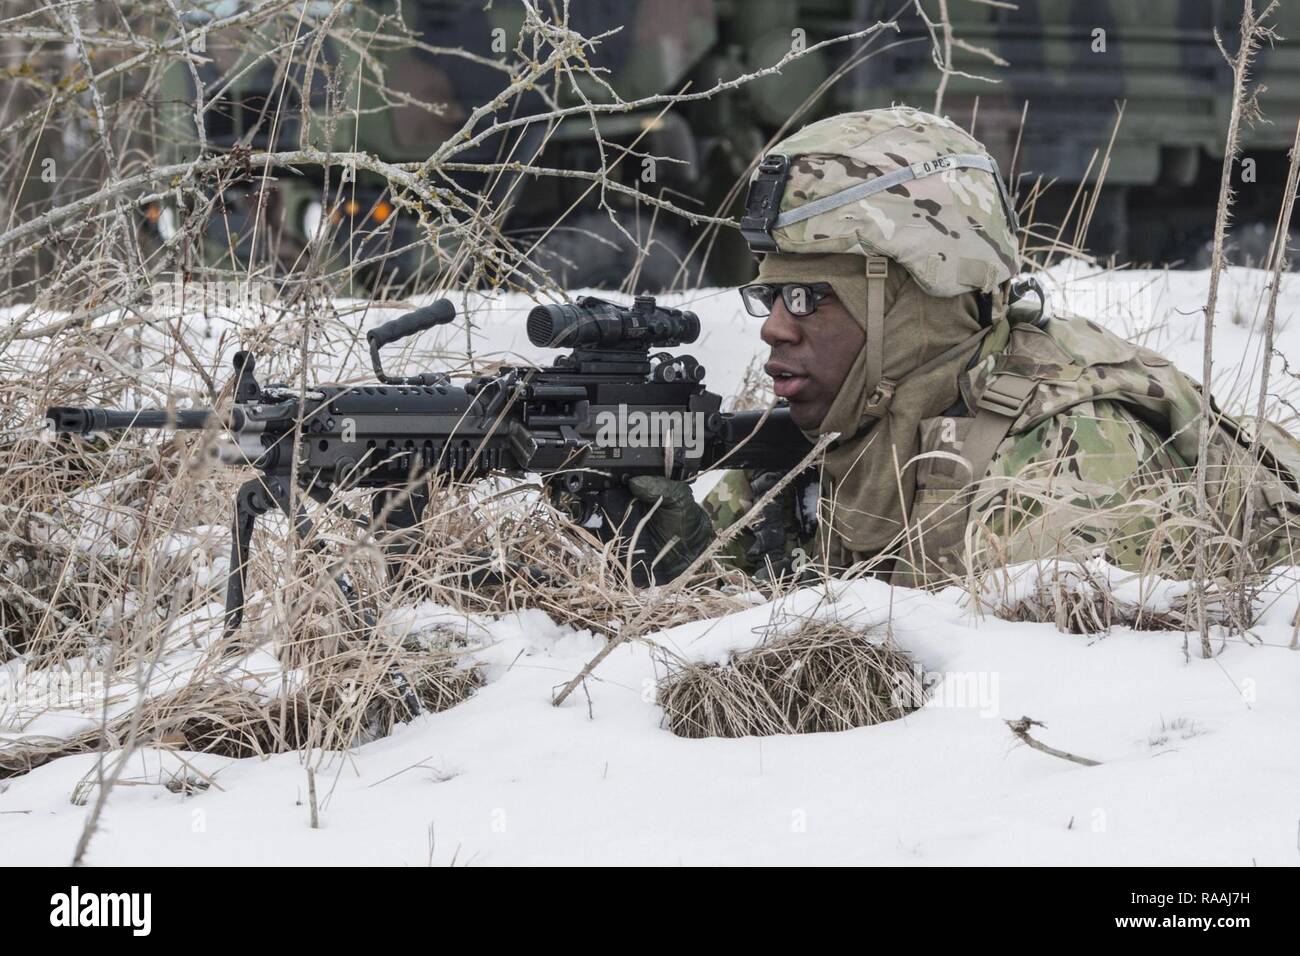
[676,311,700,344]
[526,303,583,347]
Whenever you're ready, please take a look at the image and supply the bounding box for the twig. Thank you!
[1005,716,1101,767]
[307,767,319,829]
[1237,118,1300,612]
[911,0,1006,114]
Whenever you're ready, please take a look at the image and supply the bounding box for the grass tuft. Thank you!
[656,620,923,738]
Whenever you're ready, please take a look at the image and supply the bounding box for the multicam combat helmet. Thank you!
[740,106,1020,298]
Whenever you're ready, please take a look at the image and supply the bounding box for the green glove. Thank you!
[626,475,714,584]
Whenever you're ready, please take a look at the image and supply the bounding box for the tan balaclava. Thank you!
[756,252,998,557]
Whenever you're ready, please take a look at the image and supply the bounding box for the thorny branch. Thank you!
[1194,0,1279,658]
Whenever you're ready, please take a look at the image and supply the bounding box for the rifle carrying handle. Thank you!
[367,300,456,349]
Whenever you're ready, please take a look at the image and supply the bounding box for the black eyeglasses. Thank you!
[738,282,835,318]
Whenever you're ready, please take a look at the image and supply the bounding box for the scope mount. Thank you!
[547,346,705,382]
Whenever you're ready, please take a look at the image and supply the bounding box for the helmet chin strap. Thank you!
[856,257,1004,424]
[861,256,893,419]
[859,318,995,430]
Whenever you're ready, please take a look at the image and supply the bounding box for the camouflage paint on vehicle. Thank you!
[149,2,1300,281]
[153,1,719,286]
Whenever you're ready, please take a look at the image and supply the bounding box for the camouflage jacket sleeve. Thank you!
[701,469,818,577]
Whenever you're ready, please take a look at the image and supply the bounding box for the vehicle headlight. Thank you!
[302,200,323,242]
[157,206,177,241]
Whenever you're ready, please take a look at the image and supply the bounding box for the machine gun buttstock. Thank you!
[709,407,816,473]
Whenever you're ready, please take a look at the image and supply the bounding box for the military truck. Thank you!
[839,0,1300,269]
[151,0,1300,289]
[154,0,731,291]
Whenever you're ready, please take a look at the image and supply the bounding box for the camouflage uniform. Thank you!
[712,106,1300,585]
[707,314,1300,583]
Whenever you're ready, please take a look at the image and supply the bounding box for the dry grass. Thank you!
[0,309,751,783]
[992,564,1237,636]
[1147,716,1205,750]
[725,355,775,412]
[1,637,480,780]
[656,620,924,738]
[1,420,222,667]
[371,479,751,638]
[939,461,1293,639]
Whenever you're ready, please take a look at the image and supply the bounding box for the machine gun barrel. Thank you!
[46,405,230,435]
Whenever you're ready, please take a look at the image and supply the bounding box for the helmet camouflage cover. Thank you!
[740,106,1020,297]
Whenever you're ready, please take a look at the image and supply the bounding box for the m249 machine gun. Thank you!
[48,295,813,635]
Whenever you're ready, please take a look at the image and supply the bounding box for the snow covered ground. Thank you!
[3,263,1299,866]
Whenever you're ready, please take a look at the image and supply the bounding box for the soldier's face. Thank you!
[760,290,865,430]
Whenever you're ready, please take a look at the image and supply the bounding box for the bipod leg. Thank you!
[370,486,429,589]
[224,478,422,718]
[224,478,273,640]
